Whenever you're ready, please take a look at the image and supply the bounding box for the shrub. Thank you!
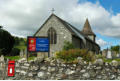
[9,48,20,56]
[56,49,95,63]
[63,41,74,51]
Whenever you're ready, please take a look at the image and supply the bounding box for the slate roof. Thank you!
[82,19,96,36]
[34,14,99,47]
[53,14,99,46]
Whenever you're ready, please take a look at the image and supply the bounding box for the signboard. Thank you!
[28,37,36,51]
[27,37,49,52]
[36,38,49,52]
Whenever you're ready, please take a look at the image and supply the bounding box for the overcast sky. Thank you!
[0,0,120,50]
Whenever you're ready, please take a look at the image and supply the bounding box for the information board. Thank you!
[28,37,36,51]
[28,37,49,52]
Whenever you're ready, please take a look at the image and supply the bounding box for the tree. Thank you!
[14,37,20,45]
[0,26,15,56]
[0,26,3,29]
[111,45,120,53]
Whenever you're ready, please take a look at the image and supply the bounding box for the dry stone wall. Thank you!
[0,57,120,80]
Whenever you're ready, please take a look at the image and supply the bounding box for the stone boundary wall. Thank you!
[0,57,120,80]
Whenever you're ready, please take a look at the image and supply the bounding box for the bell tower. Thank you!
[82,18,96,42]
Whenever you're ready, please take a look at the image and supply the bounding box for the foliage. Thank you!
[0,26,3,29]
[96,54,104,59]
[111,45,120,53]
[0,49,2,55]
[14,37,20,45]
[0,26,15,55]
[56,49,96,63]
[9,48,20,56]
[63,41,75,51]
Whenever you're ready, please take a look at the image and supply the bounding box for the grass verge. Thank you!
[4,56,21,61]
[5,56,36,61]
[103,58,120,63]
[28,56,36,61]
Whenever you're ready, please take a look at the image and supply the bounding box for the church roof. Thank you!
[52,14,99,46]
[82,19,95,36]
[34,13,99,47]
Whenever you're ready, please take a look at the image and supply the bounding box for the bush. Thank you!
[9,48,20,56]
[0,49,2,56]
[56,49,96,63]
[63,41,74,51]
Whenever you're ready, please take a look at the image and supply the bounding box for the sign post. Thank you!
[27,37,50,61]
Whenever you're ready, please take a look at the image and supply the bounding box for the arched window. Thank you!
[47,27,57,44]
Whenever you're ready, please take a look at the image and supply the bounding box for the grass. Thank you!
[14,38,27,50]
[115,58,120,61]
[96,54,120,63]
[5,55,36,61]
[4,56,21,61]
[103,58,120,63]
[96,54,103,59]
[14,45,26,50]
[103,58,113,63]
[28,56,36,61]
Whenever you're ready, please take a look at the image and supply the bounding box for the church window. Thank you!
[47,27,57,44]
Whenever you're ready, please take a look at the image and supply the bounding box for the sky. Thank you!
[0,0,120,50]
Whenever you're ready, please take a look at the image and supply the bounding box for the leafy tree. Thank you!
[10,48,20,56]
[0,26,3,29]
[14,37,20,45]
[20,38,24,41]
[0,26,15,55]
[111,45,120,53]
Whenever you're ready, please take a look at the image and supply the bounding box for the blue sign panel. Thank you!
[36,38,49,52]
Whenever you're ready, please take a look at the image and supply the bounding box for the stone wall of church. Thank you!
[85,39,100,54]
[35,15,72,57]
[72,35,84,49]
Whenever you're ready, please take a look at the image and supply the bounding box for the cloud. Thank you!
[96,38,107,47]
[0,0,120,38]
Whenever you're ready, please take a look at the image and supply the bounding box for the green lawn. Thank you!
[28,56,36,61]
[14,45,26,50]
[4,56,36,61]
[4,56,21,61]
[14,38,27,50]
[103,58,120,63]
[96,54,120,63]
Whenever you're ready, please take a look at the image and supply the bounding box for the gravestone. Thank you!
[0,55,4,62]
[116,54,120,58]
[112,51,117,59]
[102,50,107,58]
[25,48,27,59]
[20,49,24,58]
[106,50,112,59]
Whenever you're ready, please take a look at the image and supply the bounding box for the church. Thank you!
[34,13,100,57]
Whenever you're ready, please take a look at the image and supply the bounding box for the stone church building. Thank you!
[34,14,100,57]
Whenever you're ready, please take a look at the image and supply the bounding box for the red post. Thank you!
[8,61,15,77]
